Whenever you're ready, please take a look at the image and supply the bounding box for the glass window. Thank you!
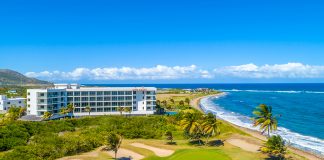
[112,91,118,95]
[97,91,103,95]
[104,97,111,101]
[90,91,96,96]
[74,92,80,96]
[118,91,125,95]
[90,97,96,101]
[97,108,103,112]
[104,91,111,95]
[97,102,103,106]
[97,97,103,101]
[81,92,88,96]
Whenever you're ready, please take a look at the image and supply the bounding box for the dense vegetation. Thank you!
[0,116,170,160]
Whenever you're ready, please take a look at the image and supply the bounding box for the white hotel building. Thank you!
[27,84,157,117]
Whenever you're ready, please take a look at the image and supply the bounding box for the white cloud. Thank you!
[25,63,324,81]
[214,63,324,78]
[25,65,213,81]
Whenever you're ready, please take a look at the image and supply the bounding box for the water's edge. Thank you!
[199,94,324,157]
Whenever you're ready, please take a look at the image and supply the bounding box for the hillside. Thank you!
[0,69,52,86]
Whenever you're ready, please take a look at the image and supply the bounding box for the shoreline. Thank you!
[192,93,322,160]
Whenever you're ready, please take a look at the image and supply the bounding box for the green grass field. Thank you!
[145,149,231,160]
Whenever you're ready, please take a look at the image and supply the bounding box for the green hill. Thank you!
[0,69,52,86]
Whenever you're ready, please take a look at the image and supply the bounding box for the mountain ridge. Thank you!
[0,69,52,86]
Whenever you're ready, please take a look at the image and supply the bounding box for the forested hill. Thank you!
[0,69,52,86]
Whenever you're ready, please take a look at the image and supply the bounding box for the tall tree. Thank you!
[179,100,185,106]
[104,133,122,160]
[253,104,278,137]
[85,106,91,116]
[124,107,132,117]
[180,111,204,144]
[66,103,74,118]
[60,107,69,118]
[185,98,190,105]
[117,106,124,116]
[170,98,175,104]
[42,111,52,120]
[162,100,167,107]
[18,107,26,117]
[202,113,220,144]
[164,131,174,144]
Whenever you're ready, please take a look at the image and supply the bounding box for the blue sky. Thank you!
[1,0,324,83]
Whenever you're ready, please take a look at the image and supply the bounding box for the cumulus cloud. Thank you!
[214,63,324,78]
[25,63,324,81]
[25,65,212,81]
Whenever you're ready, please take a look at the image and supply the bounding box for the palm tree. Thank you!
[66,103,74,118]
[180,111,203,144]
[156,100,161,106]
[19,107,27,117]
[170,98,175,104]
[60,107,69,118]
[104,133,122,160]
[85,106,91,116]
[42,111,53,120]
[179,100,185,106]
[161,100,167,108]
[185,98,190,105]
[202,113,220,144]
[124,107,132,117]
[117,106,124,116]
[252,104,278,137]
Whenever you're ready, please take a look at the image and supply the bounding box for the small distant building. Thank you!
[7,90,17,94]
[0,95,26,111]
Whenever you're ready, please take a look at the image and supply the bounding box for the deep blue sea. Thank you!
[85,83,324,156]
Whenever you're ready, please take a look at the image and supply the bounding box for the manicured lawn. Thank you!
[145,149,231,160]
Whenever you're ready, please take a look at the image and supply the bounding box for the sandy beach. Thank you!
[192,93,322,160]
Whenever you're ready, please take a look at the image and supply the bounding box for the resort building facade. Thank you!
[27,84,157,117]
[0,95,26,112]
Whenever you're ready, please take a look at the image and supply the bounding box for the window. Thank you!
[112,96,117,101]
[74,97,80,102]
[67,92,73,96]
[97,108,103,112]
[90,102,96,107]
[28,98,30,101]
[90,91,96,96]
[104,107,111,112]
[40,93,45,96]
[74,92,80,96]
[104,91,111,95]
[19,101,21,103]
[97,91,103,95]
[133,91,136,94]
[28,92,30,95]
[104,102,111,106]
[126,91,132,95]
[104,97,111,101]
[97,102,103,106]
[118,91,125,95]
[81,97,88,101]
[112,91,118,95]
[81,92,88,96]
[90,97,96,101]
[97,97,103,101]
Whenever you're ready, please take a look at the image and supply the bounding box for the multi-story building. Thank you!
[27,84,156,117]
[0,95,26,112]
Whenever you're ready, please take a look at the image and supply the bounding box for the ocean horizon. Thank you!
[85,83,324,156]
